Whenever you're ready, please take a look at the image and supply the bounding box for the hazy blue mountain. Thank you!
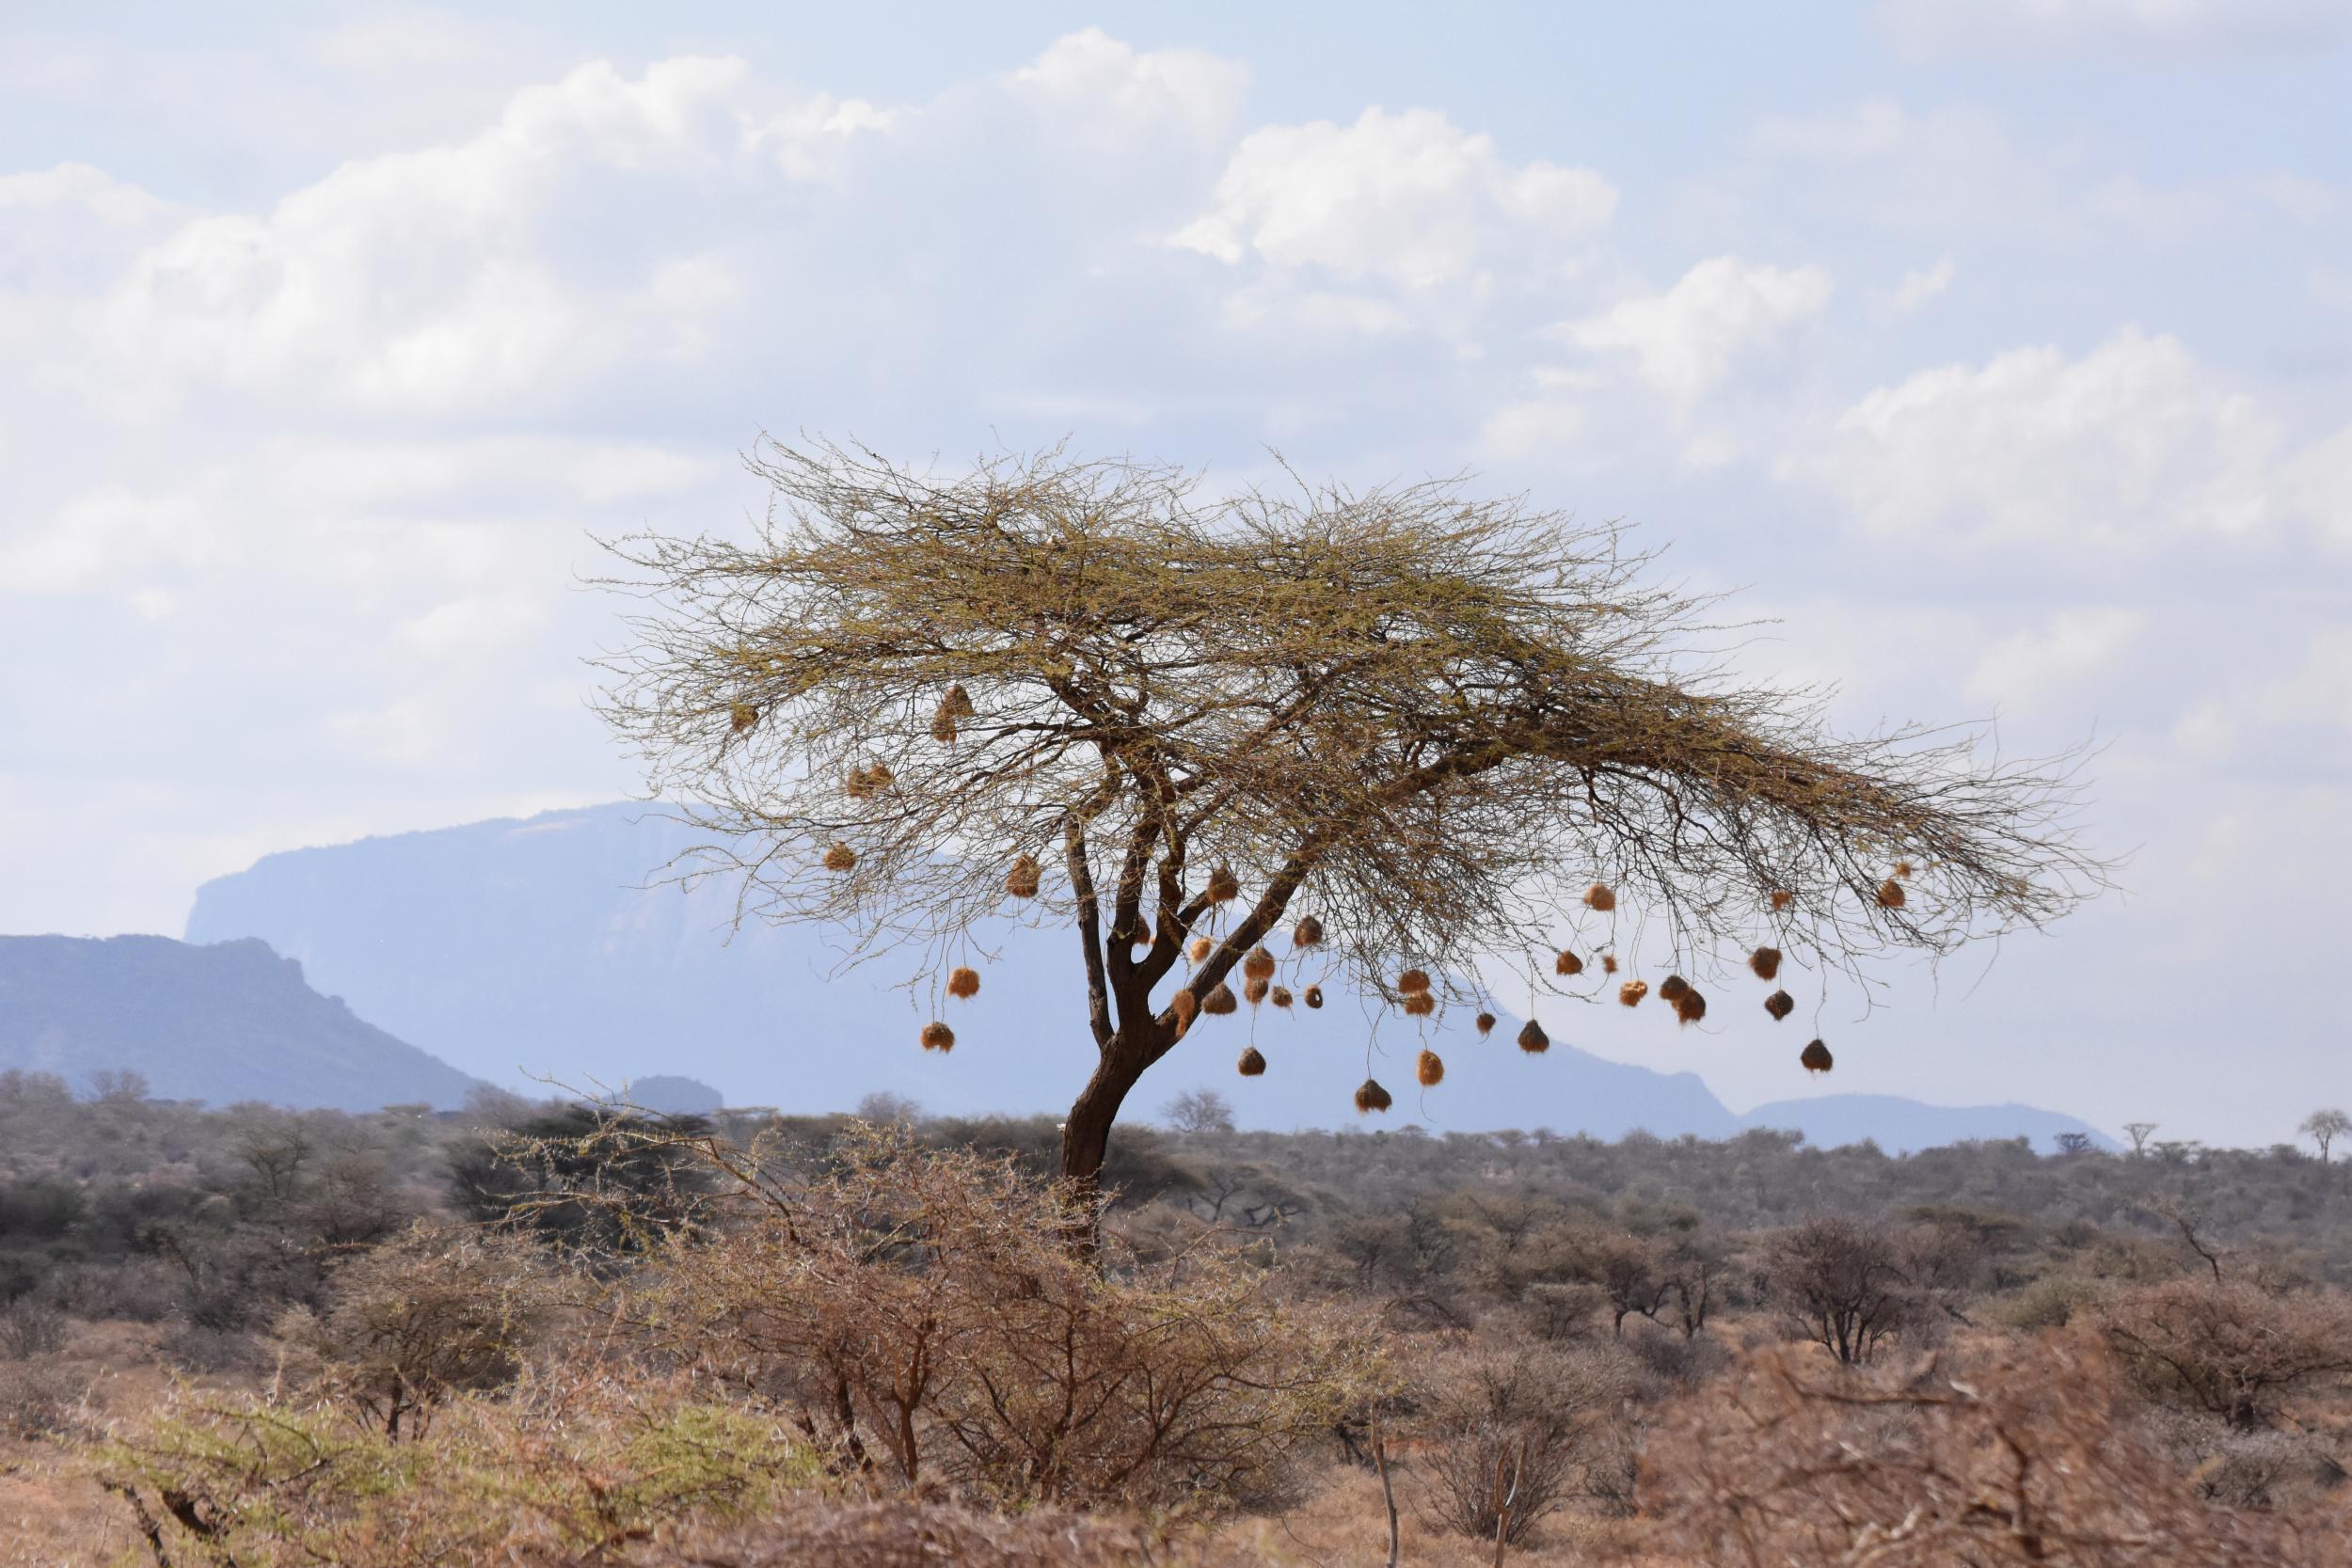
[1737,1094,2118,1153]
[183,803,2114,1150]
[184,803,1737,1137]
[0,933,481,1110]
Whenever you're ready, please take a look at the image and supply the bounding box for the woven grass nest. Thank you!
[1354,1078,1393,1115]
[946,966,980,1000]
[1583,882,1616,912]
[1005,854,1041,900]
[1770,889,1793,912]
[846,761,896,800]
[822,842,857,873]
[1304,985,1325,1009]
[1618,979,1649,1007]
[1237,1047,1266,1078]
[1657,974,1691,1004]
[1244,976,1271,1006]
[1517,1019,1549,1053]
[1801,1038,1834,1074]
[1600,954,1619,974]
[1673,988,1708,1026]
[1292,915,1324,949]
[1402,992,1436,1018]
[1205,864,1241,904]
[1749,946,1782,981]
[1877,878,1906,910]
[1397,969,1432,995]
[729,702,758,734]
[1270,986,1294,1009]
[919,1021,954,1053]
[1554,949,1583,977]
[1417,1049,1445,1086]
[1475,1011,1497,1037]
[1764,989,1795,1022]
[1243,946,1277,982]
[1187,936,1213,965]
[1170,990,1199,1027]
[1201,983,1239,1017]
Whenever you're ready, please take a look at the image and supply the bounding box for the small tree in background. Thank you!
[597,441,2103,1202]
[2298,1108,2350,1164]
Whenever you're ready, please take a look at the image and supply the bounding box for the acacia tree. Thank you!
[597,441,2101,1200]
[2298,1107,2350,1164]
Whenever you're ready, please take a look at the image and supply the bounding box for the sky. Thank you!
[2,1,2346,1145]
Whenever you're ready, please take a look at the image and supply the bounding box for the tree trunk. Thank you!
[1058,1028,1153,1241]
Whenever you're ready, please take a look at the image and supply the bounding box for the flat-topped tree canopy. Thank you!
[597,439,2104,1196]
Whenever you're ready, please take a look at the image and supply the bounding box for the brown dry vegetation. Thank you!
[8,1079,2352,1565]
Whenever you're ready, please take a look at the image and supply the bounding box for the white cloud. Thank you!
[1877,0,2350,59]
[1171,107,1613,289]
[1963,608,2147,710]
[1882,258,1955,314]
[1786,328,2321,549]
[1009,27,1247,143]
[1563,255,1832,408]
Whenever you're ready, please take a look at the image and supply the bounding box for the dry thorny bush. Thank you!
[1639,1329,2347,1566]
[626,1120,1382,1512]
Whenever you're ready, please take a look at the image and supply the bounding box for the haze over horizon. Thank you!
[3,4,2345,1148]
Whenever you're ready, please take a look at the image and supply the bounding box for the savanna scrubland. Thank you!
[5,1070,2352,1566]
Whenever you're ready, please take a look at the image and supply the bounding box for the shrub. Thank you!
[279,1223,563,1437]
[93,1363,820,1567]
[1411,1336,1629,1545]
[0,1354,87,1440]
[0,1294,69,1358]
[633,1123,1380,1512]
[1643,1332,2337,1565]
[2099,1275,2352,1430]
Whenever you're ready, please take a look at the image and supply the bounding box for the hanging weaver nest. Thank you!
[1304,985,1325,1009]
[865,760,894,791]
[1749,946,1782,981]
[846,767,878,800]
[729,702,758,734]
[1403,992,1436,1018]
[946,966,980,1000]
[1417,1049,1445,1086]
[1554,949,1584,977]
[1895,858,1915,879]
[1475,1011,1497,1037]
[1801,1038,1835,1074]
[1764,989,1796,1022]
[1601,954,1619,974]
[1005,854,1041,899]
[1398,968,1432,995]
[1201,983,1238,1016]
[1517,1019,1550,1053]
[1170,990,1199,1027]
[1243,946,1277,982]
[1237,1046,1266,1077]
[1878,878,1906,910]
[930,705,958,744]
[1270,986,1294,1009]
[1292,915,1324,949]
[919,1021,954,1053]
[1770,889,1793,912]
[1583,882,1617,911]
[1658,974,1691,1004]
[1205,864,1241,904]
[1244,976,1271,1006]
[1674,988,1708,1026]
[822,842,857,873]
[942,684,976,718]
[1354,1078,1393,1115]
[1187,936,1213,964]
[1619,980,1649,1007]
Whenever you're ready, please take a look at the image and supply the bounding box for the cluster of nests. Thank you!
[916,864,1904,1089]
